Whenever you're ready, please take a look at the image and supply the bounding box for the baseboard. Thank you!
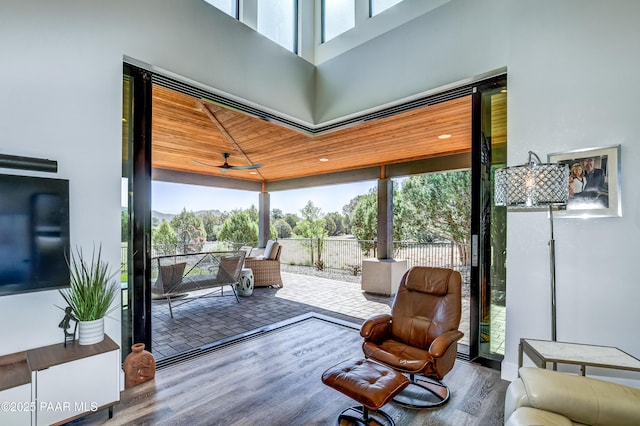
[501,360,518,382]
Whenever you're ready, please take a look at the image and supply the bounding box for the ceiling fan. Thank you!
[193,153,263,171]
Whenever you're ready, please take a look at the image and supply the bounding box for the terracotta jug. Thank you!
[124,343,156,388]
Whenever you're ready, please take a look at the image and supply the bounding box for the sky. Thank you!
[122,179,377,215]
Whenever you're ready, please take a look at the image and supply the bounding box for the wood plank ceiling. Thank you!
[151,85,477,184]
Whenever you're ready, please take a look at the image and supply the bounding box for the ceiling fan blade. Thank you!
[192,159,215,167]
[193,153,262,172]
[228,163,264,170]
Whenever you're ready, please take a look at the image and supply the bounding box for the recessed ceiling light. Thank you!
[319,158,329,162]
[438,134,452,139]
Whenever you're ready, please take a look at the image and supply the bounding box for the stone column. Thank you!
[362,177,407,296]
[377,178,393,259]
[258,192,270,248]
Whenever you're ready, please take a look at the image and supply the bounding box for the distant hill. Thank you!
[151,209,223,224]
[152,210,174,223]
[194,209,223,217]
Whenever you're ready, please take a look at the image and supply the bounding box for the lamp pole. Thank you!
[548,204,557,342]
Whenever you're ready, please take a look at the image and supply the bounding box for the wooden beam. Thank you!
[152,168,262,192]
[385,152,472,177]
[265,167,382,192]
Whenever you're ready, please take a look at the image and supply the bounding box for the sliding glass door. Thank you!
[470,76,507,365]
[122,64,153,358]
[121,65,507,367]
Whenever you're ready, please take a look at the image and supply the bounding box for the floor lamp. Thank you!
[494,151,569,341]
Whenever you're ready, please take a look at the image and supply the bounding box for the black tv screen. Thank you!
[0,174,70,296]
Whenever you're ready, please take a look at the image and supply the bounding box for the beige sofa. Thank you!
[505,367,640,426]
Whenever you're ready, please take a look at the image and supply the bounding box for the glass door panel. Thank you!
[122,64,153,358]
[472,77,507,364]
[121,74,133,361]
[486,88,507,357]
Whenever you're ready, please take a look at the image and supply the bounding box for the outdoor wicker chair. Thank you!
[244,243,283,287]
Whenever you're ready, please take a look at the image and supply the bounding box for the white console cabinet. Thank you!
[0,382,32,425]
[0,336,120,426]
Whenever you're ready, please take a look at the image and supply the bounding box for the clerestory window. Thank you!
[203,0,239,19]
[257,0,298,53]
[322,0,355,43]
[370,0,403,17]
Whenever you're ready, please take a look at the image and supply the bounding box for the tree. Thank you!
[349,183,405,256]
[245,205,258,222]
[268,223,278,240]
[274,219,293,238]
[152,220,178,255]
[324,214,337,237]
[349,192,378,255]
[324,212,346,236]
[271,208,284,220]
[218,210,259,247]
[295,201,327,269]
[283,213,299,230]
[399,170,471,263]
[121,209,129,242]
[170,208,207,253]
[342,195,360,218]
[342,195,363,234]
[200,211,224,241]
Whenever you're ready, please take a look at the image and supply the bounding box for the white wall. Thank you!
[503,0,640,384]
[314,0,509,124]
[0,0,313,356]
[314,0,450,65]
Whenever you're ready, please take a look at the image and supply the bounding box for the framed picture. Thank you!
[548,145,621,218]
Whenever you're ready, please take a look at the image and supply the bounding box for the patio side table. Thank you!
[518,338,640,377]
[237,268,254,297]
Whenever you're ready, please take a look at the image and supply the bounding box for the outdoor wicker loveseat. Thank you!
[151,250,246,317]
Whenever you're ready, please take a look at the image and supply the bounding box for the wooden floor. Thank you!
[71,315,509,426]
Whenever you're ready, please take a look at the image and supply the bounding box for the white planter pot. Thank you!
[78,318,105,345]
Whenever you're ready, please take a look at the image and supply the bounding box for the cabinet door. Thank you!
[0,383,32,426]
[35,350,119,426]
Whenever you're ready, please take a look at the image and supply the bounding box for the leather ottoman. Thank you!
[322,358,409,426]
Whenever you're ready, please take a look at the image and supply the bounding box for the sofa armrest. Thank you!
[504,374,529,422]
[505,367,640,426]
[505,407,573,426]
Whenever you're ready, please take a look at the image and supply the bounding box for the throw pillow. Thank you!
[263,239,275,259]
[269,242,280,260]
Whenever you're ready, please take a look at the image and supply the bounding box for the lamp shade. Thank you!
[495,161,569,209]
[494,151,569,342]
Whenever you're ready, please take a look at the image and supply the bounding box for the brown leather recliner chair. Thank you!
[360,266,464,408]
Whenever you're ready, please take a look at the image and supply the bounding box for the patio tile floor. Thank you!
[151,271,503,362]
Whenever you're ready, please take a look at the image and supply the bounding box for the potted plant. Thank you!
[59,245,119,345]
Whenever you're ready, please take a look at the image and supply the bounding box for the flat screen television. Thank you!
[0,173,70,296]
